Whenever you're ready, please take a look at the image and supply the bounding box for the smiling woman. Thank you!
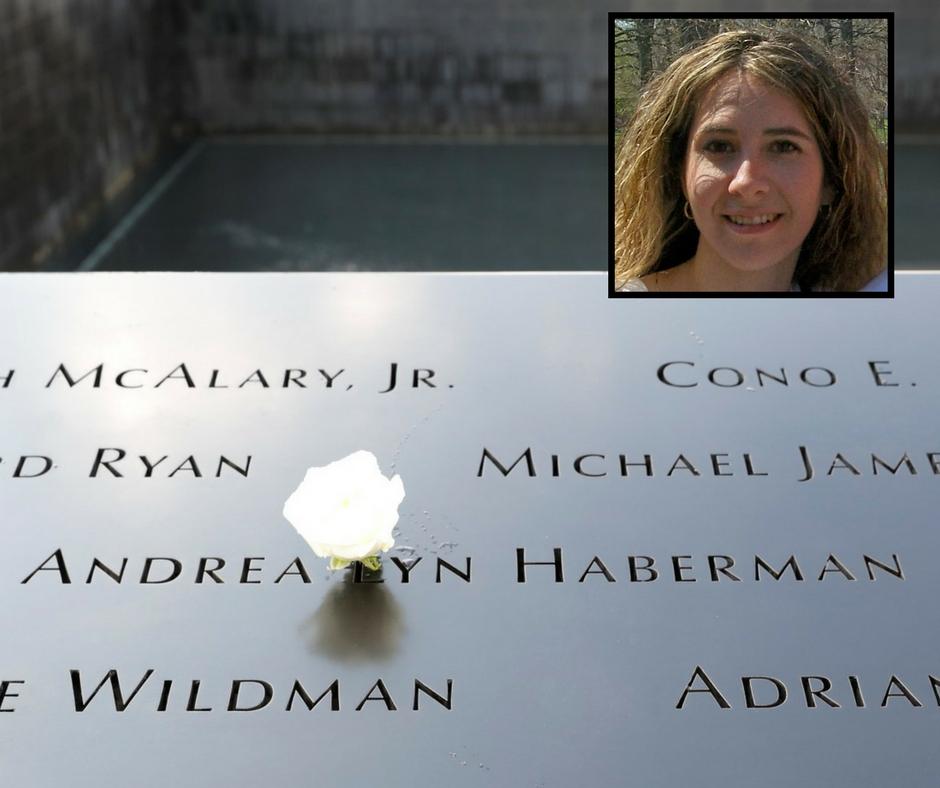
[613,30,887,293]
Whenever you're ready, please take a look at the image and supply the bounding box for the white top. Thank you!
[859,270,889,292]
[618,271,889,293]
[618,278,798,292]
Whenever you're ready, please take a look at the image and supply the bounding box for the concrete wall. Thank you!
[895,5,940,129]
[0,0,181,271]
[178,0,607,134]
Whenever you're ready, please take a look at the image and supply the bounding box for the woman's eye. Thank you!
[771,140,800,153]
[703,140,734,154]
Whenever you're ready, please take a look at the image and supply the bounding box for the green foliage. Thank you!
[613,17,888,133]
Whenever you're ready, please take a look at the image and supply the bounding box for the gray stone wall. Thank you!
[895,5,940,130]
[178,0,608,134]
[0,0,181,271]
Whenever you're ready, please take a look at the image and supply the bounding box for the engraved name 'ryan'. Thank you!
[0,450,251,479]
[477,447,940,482]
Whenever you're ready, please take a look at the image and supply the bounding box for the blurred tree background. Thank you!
[613,17,889,144]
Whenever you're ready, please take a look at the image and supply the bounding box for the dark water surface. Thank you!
[79,139,607,272]
[895,144,940,266]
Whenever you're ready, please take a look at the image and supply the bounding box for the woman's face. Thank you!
[683,69,830,274]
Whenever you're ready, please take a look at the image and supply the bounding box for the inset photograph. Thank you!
[609,14,891,296]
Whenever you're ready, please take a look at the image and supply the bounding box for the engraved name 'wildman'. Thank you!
[0,672,453,713]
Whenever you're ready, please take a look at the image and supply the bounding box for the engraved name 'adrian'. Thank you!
[676,666,940,710]
[478,447,940,482]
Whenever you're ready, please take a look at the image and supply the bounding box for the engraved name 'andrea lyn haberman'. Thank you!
[19,549,904,585]
[0,362,450,394]
[478,447,940,483]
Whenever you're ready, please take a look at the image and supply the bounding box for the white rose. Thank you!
[283,450,405,570]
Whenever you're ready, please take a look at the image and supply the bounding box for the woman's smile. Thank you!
[722,212,783,233]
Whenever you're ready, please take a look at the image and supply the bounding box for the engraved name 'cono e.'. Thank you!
[657,361,837,388]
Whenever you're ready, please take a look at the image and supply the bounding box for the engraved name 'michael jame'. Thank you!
[478,447,940,482]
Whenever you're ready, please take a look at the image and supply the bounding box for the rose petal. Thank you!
[283,450,404,566]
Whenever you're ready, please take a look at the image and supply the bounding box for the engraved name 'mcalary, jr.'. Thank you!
[0,362,444,394]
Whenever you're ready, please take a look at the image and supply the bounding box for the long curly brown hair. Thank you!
[614,30,887,291]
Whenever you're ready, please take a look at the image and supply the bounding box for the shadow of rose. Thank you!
[303,565,405,662]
